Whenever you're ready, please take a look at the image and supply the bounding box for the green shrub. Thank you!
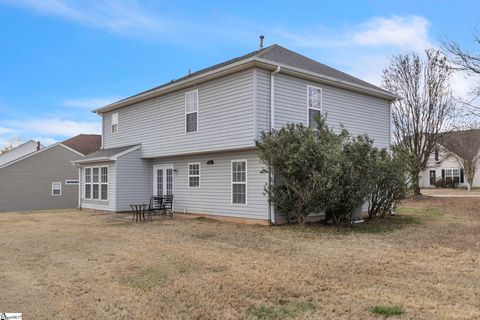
[368,148,409,219]
[370,305,405,317]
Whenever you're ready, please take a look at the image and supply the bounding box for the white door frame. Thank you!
[153,164,174,196]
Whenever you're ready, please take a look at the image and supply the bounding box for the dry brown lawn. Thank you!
[1,197,479,319]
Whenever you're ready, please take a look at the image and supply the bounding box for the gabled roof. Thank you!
[94,44,396,114]
[0,143,84,170]
[438,129,480,160]
[72,145,141,164]
[61,134,101,155]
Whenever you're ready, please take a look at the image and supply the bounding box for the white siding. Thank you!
[79,162,116,211]
[116,149,153,211]
[103,69,255,158]
[153,150,269,220]
[255,68,271,139]
[257,72,391,148]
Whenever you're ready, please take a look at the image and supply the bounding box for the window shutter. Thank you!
[460,169,464,183]
[441,169,445,179]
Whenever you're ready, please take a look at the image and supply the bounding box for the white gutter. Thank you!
[268,66,281,225]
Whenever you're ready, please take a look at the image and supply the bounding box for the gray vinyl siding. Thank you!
[116,149,153,211]
[0,145,82,212]
[153,149,269,220]
[79,162,116,211]
[255,68,271,139]
[103,69,255,158]
[270,73,391,148]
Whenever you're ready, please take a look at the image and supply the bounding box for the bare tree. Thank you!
[442,127,480,191]
[0,136,24,154]
[442,31,480,116]
[383,49,455,195]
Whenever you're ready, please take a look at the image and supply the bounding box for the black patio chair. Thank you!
[148,196,163,218]
[161,195,174,218]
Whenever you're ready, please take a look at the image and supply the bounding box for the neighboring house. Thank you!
[73,44,396,224]
[0,134,101,212]
[0,140,43,167]
[420,130,480,188]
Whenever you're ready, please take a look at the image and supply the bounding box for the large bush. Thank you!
[368,148,409,219]
[324,134,377,225]
[257,116,409,226]
[256,117,345,225]
[257,116,381,225]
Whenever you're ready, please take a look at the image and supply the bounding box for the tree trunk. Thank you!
[411,172,422,195]
[469,181,473,191]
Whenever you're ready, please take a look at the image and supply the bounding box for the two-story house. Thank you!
[73,44,396,224]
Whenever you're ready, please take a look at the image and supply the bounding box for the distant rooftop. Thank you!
[62,134,101,155]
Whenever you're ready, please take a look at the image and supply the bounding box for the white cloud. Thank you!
[5,118,101,137]
[0,126,12,135]
[1,0,167,37]
[352,16,431,51]
[63,97,121,110]
[32,136,58,146]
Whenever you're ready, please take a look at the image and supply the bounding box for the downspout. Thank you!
[268,66,281,225]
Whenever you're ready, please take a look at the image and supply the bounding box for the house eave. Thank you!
[94,59,257,115]
[93,55,397,115]
[253,58,398,101]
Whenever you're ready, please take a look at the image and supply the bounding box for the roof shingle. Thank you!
[61,134,101,155]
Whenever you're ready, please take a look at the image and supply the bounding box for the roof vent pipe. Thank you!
[259,35,264,49]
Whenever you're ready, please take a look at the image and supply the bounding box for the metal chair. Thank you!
[161,195,174,218]
[148,196,163,218]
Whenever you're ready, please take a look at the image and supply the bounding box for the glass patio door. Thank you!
[153,165,173,196]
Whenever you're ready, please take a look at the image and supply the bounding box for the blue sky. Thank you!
[0,0,479,147]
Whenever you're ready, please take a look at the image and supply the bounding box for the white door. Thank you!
[153,165,174,196]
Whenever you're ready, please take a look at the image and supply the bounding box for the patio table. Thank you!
[130,204,147,222]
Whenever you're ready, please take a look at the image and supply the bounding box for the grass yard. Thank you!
[1,197,479,319]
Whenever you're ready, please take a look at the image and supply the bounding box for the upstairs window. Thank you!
[111,113,118,133]
[307,85,322,128]
[185,90,198,133]
[188,163,200,187]
[434,148,439,161]
[52,182,62,196]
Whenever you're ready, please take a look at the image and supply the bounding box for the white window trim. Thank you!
[231,159,247,205]
[111,112,119,134]
[84,166,109,201]
[445,168,461,179]
[185,89,199,133]
[306,85,323,127]
[188,162,201,188]
[52,182,62,196]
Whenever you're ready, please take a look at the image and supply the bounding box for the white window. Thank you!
[307,85,322,128]
[188,163,200,188]
[85,168,92,199]
[52,182,61,196]
[445,168,460,183]
[101,167,108,200]
[185,90,198,133]
[84,166,108,200]
[111,113,119,133]
[231,160,247,204]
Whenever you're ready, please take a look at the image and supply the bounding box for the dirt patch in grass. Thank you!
[0,197,479,319]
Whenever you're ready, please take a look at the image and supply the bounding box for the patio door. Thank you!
[153,165,174,196]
